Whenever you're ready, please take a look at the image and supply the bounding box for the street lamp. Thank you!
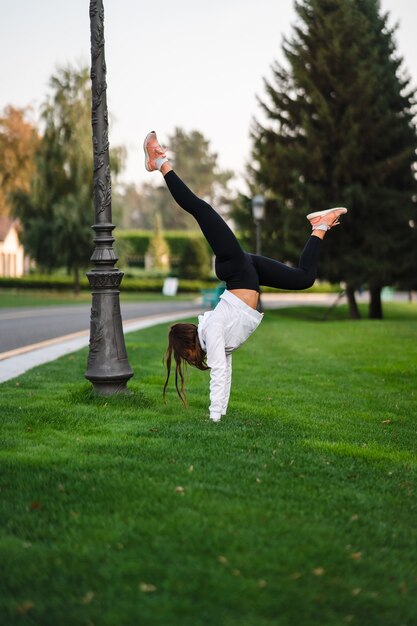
[251,195,265,256]
[85,0,133,395]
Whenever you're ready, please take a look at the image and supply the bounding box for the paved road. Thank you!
[0,300,205,354]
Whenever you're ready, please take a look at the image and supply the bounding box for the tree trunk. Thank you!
[346,285,361,319]
[74,266,80,295]
[369,285,383,319]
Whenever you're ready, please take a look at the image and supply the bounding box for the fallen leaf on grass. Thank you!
[175,486,185,494]
[400,480,413,495]
[16,601,34,615]
[30,501,41,510]
[350,514,359,522]
[139,583,157,593]
[258,579,268,588]
[350,552,362,561]
[312,567,325,576]
[289,572,302,580]
[232,569,241,576]
[351,588,361,596]
[218,555,228,565]
[399,582,408,594]
[81,591,95,604]
[188,465,194,473]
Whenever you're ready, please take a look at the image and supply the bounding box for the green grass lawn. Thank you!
[1,303,416,625]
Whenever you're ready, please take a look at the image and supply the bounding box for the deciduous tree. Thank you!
[13,65,124,292]
[0,106,39,217]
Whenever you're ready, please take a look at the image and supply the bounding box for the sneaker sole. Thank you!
[307,207,348,219]
[143,130,156,172]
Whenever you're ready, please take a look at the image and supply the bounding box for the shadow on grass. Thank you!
[268,302,417,322]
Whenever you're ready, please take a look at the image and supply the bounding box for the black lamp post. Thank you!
[85,0,134,394]
[251,195,266,256]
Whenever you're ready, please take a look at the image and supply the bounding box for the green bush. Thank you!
[0,274,88,291]
[117,230,214,267]
[145,217,170,271]
[0,274,339,294]
[0,274,218,293]
[178,237,211,279]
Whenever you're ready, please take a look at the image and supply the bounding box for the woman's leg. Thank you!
[163,169,244,262]
[144,131,244,261]
[249,236,322,290]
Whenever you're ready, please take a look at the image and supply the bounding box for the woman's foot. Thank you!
[306,207,348,232]
[143,131,169,171]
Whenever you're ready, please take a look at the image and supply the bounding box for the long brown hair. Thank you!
[163,323,209,405]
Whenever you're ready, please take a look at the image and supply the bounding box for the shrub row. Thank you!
[0,274,339,294]
[116,230,214,258]
[0,274,218,293]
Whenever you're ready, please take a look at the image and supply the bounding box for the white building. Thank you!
[0,217,27,277]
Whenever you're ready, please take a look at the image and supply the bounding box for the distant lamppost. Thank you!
[252,195,265,256]
[85,0,133,395]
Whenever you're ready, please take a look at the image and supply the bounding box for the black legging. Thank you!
[164,170,322,292]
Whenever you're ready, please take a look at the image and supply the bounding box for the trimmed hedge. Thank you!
[0,274,340,294]
[0,274,218,293]
[116,230,214,258]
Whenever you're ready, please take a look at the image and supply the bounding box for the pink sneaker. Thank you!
[306,207,348,231]
[143,131,168,172]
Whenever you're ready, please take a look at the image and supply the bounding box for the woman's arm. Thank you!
[221,354,232,416]
[204,324,228,421]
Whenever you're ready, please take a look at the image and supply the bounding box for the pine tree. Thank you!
[248,0,417,318]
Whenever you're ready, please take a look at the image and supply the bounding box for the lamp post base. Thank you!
[88,379,132,396]
[84,270,134,394]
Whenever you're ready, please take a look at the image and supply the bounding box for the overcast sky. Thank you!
[1,0,416,192]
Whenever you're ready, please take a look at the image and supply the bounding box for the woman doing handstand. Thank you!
[143,131,348,422]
